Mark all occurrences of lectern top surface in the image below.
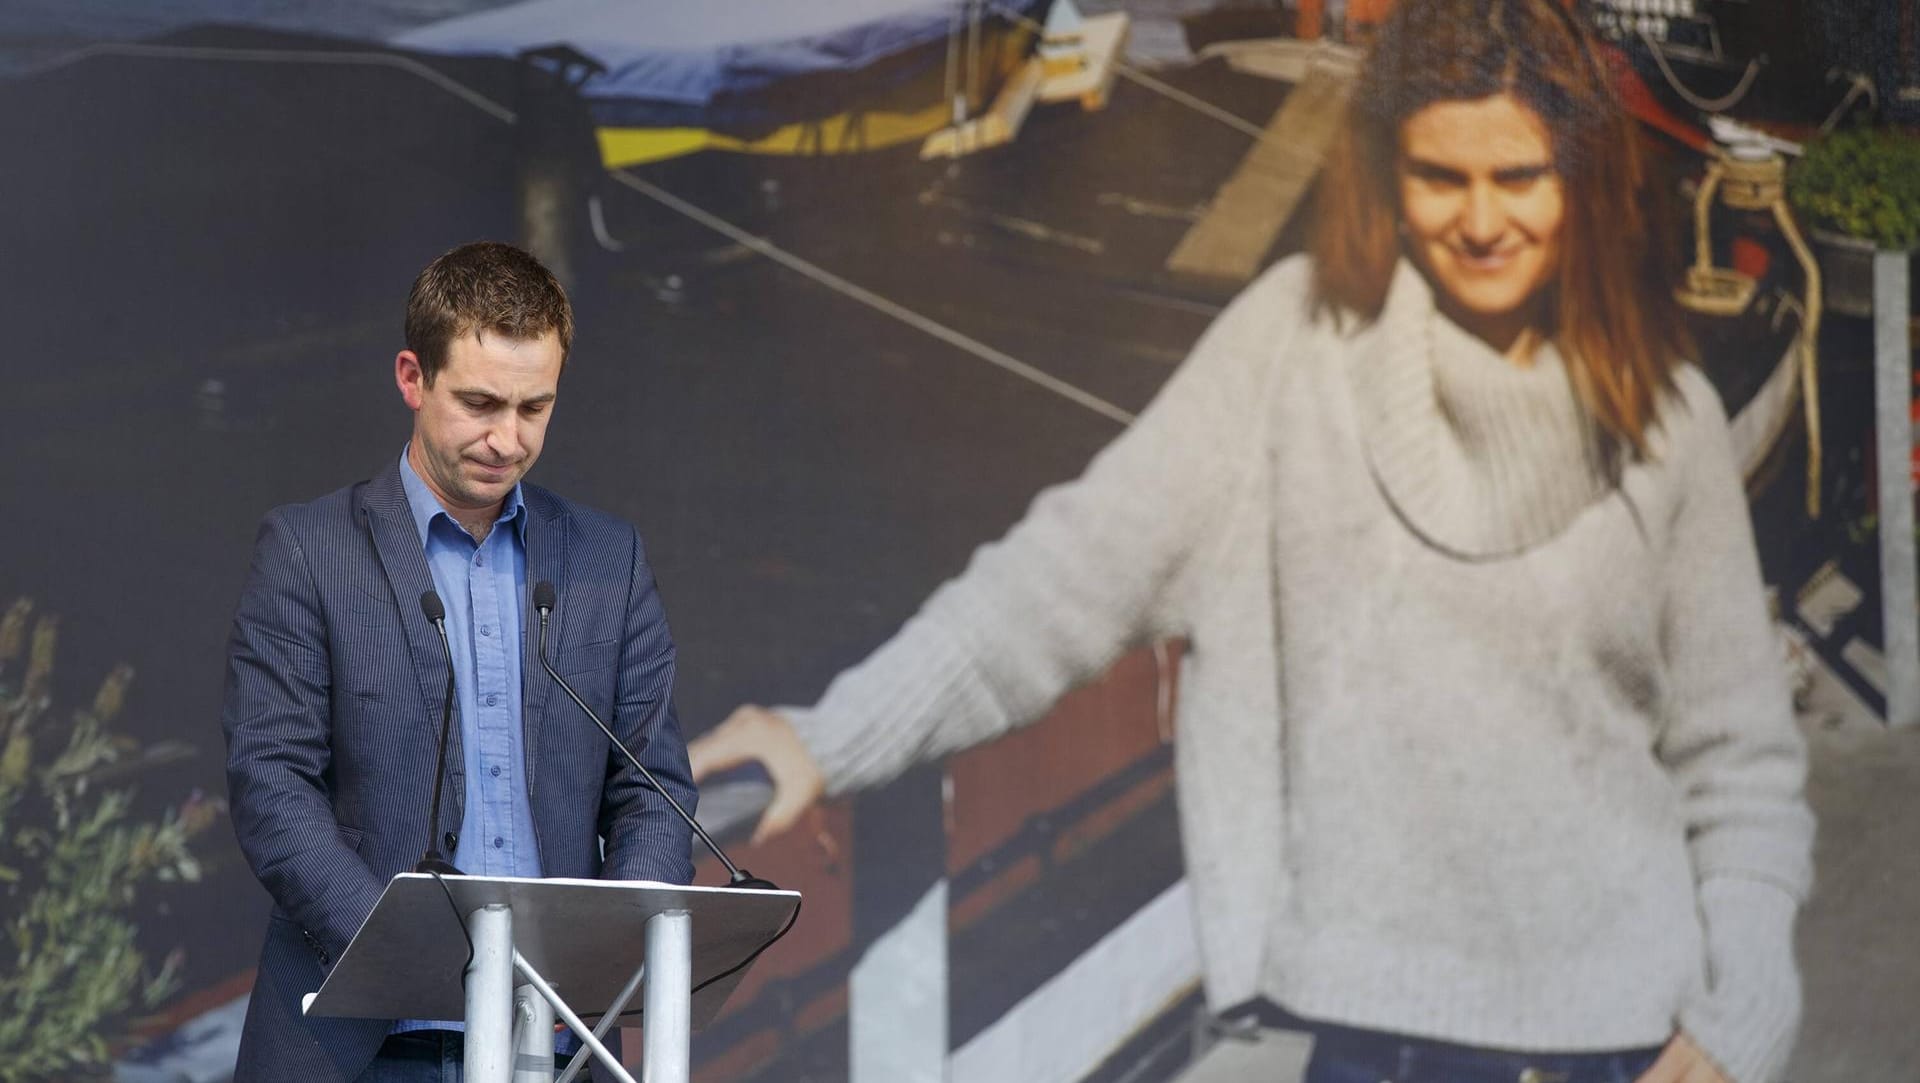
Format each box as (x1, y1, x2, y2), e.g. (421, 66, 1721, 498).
(305, 874, 799, 1027)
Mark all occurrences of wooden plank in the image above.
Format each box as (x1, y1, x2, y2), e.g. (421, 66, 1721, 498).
(1037, 12, 1130, 111)
(1201, 37, 1361, 86)
(1164, 63, 1353, 284)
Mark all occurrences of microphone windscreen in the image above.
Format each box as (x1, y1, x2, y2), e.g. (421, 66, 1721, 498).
(420, 590, 446, 622)
(533, 581, 557, 611)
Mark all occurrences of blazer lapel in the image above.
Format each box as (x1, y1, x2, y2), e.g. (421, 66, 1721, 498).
(522, 486, 569, 790)
(358, 463, 463, 810)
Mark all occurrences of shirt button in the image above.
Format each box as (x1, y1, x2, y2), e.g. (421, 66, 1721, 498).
(475, 554, 485, 567)
(486, 694, 498, 706)
(491, 765, 502, 777)
(480, 625, 492, 637)
(493, 837, 504, 849)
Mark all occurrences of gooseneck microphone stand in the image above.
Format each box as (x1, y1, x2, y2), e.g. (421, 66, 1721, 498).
(531, 581, 775, 891)
(417, 590, 462, 876)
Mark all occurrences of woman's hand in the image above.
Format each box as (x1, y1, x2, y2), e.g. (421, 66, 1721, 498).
(689, 705, 827, 844)
(1635, 1034, 1730, 1083)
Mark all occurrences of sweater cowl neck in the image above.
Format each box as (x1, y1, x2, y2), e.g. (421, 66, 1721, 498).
(1346, 260, 1614, 559)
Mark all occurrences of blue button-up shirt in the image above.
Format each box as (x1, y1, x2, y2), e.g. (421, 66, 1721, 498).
(397, 450, 553, 1041)
(399, 450, 543, 879)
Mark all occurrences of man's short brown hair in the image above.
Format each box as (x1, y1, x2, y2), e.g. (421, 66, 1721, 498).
(405, 242, 574, 383)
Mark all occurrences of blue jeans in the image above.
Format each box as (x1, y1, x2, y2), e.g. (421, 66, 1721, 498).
(357, 1030, 464, 1083)
(1304, 1025, 1665, 1083)
(358, 1030, 596, 1082)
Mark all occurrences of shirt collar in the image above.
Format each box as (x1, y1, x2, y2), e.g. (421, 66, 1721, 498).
(397, 446, 527, 547)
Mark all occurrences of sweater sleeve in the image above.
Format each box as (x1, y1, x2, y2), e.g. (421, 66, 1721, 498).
(1654, 368, 1817, 1083)
(793, 259, 1310, 795)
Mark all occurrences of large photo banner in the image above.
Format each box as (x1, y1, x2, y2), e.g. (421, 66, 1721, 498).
(1, 1, 1916, 1081)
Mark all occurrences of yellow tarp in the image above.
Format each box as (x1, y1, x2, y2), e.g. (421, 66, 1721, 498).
(597, 100, 956, 168)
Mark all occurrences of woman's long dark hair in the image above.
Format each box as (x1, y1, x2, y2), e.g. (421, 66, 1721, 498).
(1310, 0, 1689, 454)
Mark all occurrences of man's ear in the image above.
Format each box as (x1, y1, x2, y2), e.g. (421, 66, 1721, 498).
(395, 350, 427, 410)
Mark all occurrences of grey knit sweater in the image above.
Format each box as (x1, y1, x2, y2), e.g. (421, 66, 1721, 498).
(791, 257, 1815, 1083)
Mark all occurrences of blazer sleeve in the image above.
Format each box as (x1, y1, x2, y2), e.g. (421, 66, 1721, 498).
(597, 523, 697, 884)
(223, 511, 387, 964)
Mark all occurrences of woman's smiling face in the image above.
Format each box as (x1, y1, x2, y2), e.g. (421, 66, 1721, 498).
(1397, 92, 1567, 353)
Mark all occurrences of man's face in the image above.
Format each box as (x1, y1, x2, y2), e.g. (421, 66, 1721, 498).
(396, 328, 564, 520)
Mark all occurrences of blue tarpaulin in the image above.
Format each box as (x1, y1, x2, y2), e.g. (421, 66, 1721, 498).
(393, 0, 1049, 125)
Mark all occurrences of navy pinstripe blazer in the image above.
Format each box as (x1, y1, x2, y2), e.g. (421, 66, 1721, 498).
(222, 460, 695, 1081)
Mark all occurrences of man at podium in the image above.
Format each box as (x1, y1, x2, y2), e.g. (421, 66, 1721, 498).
(221, 241, 697, 1081)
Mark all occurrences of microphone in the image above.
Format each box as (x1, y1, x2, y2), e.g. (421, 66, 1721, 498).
(532, 580, 776, 890)
(416, 590, 463, 876)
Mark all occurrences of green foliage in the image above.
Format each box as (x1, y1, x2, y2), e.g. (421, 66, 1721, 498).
(1787, 125, 1920, 251)
(0, 599, 222, 1082)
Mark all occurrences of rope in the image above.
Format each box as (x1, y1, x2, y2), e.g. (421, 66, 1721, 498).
(1637, 27, 1760, 113)
(1113, 65, 1270, 140)
(609, 170, 1137, 427)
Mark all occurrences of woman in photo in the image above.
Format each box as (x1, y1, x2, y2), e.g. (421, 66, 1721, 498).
(693, 1, 1815, 1080)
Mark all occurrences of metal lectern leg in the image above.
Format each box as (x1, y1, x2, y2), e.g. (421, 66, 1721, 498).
(513, 950, 637, 1083)
(555, 956, 647, 1083)
(467, 903, 515, 1083)
(642, 910, 692, 1083)
(513, 982, 556, 1083)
